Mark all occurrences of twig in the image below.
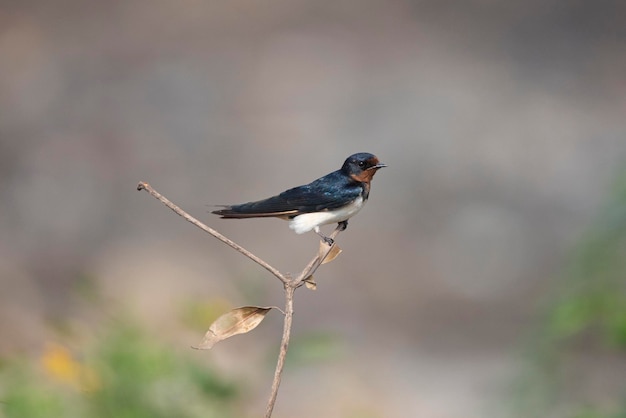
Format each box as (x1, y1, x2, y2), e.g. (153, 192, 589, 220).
(264, 284, 294, 418)
(295, 225, 343, 285)
(264, 227, 342, 417)
(137, 181, 342, 417)
(137, 181, 287, 283)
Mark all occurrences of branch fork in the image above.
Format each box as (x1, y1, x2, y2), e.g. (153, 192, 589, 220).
(137, 181, 343, 418)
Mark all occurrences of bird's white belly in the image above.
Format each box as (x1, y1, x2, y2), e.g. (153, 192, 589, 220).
(288, 196, 364, 234)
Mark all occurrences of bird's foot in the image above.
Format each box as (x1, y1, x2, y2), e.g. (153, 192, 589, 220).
(314, 227, 334, 246)
(337, 220, 348, 231)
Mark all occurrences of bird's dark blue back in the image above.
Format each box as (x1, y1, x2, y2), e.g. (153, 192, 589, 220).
(230, 169, 364, 215)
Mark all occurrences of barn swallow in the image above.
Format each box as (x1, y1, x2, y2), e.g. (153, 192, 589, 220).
(212, 152, 386, 243)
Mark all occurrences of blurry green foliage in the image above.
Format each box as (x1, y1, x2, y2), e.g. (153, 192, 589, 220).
(0, 321, 241, 418)
(1, 367, 78, 418)
(515, 166, 626, 418)
(548, 170, 626, 345)
(283, 331, 343, 368)
(571, 405, 626, 418)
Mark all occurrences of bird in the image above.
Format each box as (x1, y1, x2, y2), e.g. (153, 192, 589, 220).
(212, 152, 386, 243)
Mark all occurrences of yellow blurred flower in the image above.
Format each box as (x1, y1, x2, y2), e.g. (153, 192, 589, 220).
(41, 342, 99, 391)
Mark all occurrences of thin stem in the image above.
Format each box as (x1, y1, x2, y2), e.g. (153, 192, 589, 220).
(294, 225, 343, 285)
(264, 228, 343, 417)
(137, 182, 288, 283)
(138, 180, 344, 418)
(264, 284, 295, 418)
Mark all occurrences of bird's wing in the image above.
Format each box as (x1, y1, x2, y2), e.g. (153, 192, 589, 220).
(213, 172, 362, 218)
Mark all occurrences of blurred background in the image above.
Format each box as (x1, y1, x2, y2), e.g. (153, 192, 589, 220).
(1, 0, 626, 417)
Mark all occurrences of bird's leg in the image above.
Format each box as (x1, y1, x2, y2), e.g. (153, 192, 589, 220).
(314, 226, 334, 246)
(337, 220, 348, 231)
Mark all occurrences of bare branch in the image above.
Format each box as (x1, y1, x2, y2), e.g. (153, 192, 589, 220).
(137, 180, 344, 418)
(137, 181, 288, 283)
(263, 226, 344, 416)
(294, 225, 343, 285)
(264, 285, 295, 418)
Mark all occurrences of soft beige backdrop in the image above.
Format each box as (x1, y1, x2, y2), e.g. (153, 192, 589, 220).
(1, 1, 625, 417)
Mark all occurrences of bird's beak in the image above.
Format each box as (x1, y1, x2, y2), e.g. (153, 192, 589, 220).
(367, 162, 387, 170)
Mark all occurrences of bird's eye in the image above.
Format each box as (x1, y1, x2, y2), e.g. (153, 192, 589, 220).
(358, 161, 366, 167)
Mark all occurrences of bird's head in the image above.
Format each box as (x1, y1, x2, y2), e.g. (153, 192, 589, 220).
(342, 152, 387, 183)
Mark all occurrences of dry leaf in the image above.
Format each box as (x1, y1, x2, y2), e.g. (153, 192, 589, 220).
(319, 241, 342, 265)
(304, 275, 317, 290)
(194, 306, 273, 349)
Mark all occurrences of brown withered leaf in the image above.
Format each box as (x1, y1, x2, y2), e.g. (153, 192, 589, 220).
(319, 241, 342, 265)
(194, 306, 273, 350)
(304, 275, 317, 290)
